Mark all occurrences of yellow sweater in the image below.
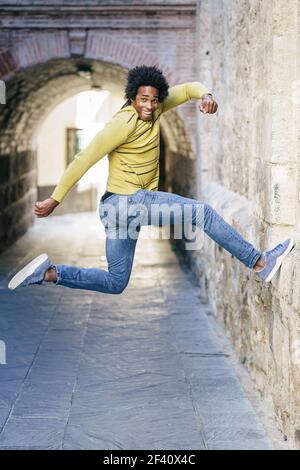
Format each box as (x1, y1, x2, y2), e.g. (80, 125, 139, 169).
(51, 82, 211, 202)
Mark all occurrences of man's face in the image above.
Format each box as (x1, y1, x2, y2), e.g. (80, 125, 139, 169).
(131, 86, 159, 121)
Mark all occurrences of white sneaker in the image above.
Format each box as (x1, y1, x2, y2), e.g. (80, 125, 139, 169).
(8, 253, 51, 290)
(256, 238, 295, 282)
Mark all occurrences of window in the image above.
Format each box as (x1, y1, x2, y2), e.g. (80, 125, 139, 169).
(66, 128, 84, 167)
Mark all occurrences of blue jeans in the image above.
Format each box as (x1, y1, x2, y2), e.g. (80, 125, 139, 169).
(54, 189, 261, 294)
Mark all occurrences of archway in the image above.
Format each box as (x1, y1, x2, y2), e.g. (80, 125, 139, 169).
(0, 34, 194, 253)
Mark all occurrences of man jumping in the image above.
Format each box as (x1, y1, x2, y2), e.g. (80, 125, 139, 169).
(8, 65, 294, 291)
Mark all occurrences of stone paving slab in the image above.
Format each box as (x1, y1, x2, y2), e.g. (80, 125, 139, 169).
(0, 212, 273, 450)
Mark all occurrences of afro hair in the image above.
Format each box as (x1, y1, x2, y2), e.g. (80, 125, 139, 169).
(125, 65, 169, 103)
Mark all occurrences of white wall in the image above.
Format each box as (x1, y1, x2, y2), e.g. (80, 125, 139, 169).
(37, 89, 125, 199)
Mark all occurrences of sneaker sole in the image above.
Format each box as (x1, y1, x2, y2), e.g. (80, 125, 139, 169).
(8, 253, 49, 290)
(265, 238, 295, 282)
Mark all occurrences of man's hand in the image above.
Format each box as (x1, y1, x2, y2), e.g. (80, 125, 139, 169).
(34, 198, 60, 218)
(199, 94, 218, 114)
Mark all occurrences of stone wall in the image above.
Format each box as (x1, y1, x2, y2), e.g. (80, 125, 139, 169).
(181, 0, 300, 448)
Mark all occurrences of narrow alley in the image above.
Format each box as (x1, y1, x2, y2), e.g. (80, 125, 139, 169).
(0, 212, 273, 450)
(1, 0, 299, 452)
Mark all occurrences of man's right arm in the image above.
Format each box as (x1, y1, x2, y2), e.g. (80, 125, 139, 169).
(50, 114, 133, 203)
(34, 114, 133, 217)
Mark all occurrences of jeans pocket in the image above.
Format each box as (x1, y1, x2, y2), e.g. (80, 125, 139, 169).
(102, 193, 117, 204)
(99, 195, 120, 228)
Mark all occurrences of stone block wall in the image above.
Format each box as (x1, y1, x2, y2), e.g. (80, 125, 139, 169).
(181, 0, 300, 447)
(0, 149, 37, 252)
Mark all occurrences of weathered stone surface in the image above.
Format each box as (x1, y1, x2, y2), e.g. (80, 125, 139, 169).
(188, 0, 300, 449)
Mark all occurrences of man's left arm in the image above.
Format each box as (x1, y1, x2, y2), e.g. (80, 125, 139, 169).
(161, 82, 218, 115)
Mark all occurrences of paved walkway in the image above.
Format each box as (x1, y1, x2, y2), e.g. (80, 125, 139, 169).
(0, 212, 273, 450)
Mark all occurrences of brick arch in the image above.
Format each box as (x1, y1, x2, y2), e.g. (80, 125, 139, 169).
(0, 59, 127, 154)
(0, 31, 192, 156)
(85, 32, 176, 85)
(0, 31, 190, 157)
(0, 32, 70, 81)
(0, 31, 176, 85)
(0, 32, 194, 254)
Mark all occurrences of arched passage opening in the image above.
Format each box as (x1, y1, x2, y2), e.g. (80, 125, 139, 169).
(0, 50, 194, 253)
(36, 87, 126, 215)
